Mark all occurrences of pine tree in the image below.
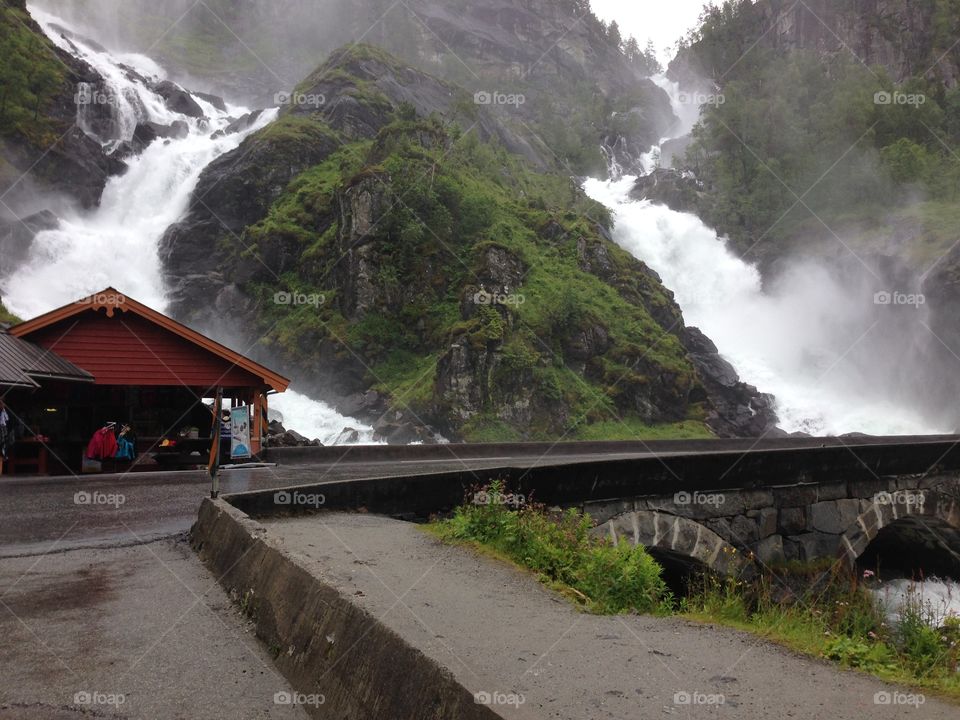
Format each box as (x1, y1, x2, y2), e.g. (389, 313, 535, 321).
(643, 39, 662, 74)
(607, 20, 622, 48)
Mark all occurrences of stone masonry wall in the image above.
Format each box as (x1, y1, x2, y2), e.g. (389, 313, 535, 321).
(586, 472, 960, 570)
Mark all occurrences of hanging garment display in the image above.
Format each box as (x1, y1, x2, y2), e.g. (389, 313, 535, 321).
(0, 406, 11, 461)
(115, 425, 136, 461)
(86, 425, 118, 460)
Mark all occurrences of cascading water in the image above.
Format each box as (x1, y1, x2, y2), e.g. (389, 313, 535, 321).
(5, 6, 275, 318)
(587, 74, 960, 617)
(3, 6, 373, 444)
(269, 389, 376, 445)
(585, 75, 947, 436)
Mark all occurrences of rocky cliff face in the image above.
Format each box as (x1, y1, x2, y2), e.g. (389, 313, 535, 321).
(160, 45, 778, 442)
(381, 0, 675, 171)
(767, 0, 959, 87)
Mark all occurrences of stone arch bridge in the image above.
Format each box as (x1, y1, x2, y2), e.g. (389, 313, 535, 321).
(586, 474, 960, 576)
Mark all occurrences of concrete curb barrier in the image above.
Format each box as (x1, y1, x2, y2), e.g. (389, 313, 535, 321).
(190, 498, 517, 720)
(262, 435, 960, 466)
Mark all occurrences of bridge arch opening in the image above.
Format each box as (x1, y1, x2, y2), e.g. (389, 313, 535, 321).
(591, 510, 749, 596)
(856, 516, 960, 580)
(840, 493, 960, 581)
(644, 547, 717, 596)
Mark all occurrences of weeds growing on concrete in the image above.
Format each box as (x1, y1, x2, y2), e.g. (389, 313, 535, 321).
(426, 480, 672, 614)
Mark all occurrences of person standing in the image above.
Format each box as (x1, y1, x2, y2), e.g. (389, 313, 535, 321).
(0, 399, 11, 475)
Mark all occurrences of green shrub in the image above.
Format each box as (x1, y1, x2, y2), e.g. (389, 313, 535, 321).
(432, 480, 671, 614)
(432, 483, 960, 698)
(823, 636, 898, 673)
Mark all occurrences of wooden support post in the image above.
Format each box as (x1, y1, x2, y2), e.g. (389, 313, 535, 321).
(251, 388, 268, 455)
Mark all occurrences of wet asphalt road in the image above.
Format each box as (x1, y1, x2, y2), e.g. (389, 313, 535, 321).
(0, 539, 310, 720)
(0, 457, 531, 557)
(0, 450, 674, 556)
(5, 434, 960, 557)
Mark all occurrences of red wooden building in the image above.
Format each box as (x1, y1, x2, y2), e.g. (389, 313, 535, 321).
(7, 288, 289, 473)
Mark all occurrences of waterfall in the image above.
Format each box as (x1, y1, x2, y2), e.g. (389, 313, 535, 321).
(5, 6, 275, 318)
(585, 75, 947, 436)
(3, 6, 373, 445)
(591, 74, 960, 621)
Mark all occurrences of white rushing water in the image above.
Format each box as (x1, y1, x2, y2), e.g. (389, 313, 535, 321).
(2, 7, 373, 444)
(872, 578, 960, 625)
(586, 75, 946, 436)
(3, 14, 949, 443)
(269, 389, 377, 445)
(5, 7, 278, 318)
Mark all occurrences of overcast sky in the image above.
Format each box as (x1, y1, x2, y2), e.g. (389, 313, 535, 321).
(590, 0, 712, 64)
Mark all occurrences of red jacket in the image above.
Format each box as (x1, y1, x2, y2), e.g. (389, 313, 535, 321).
(86, 427, 118, 460)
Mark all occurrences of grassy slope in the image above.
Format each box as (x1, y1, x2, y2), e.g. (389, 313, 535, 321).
(0, 300, 21, 325)
(0, 0, 66, 145)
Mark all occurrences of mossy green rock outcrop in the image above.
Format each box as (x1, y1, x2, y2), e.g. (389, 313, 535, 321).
(161, 45, 776, 442)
